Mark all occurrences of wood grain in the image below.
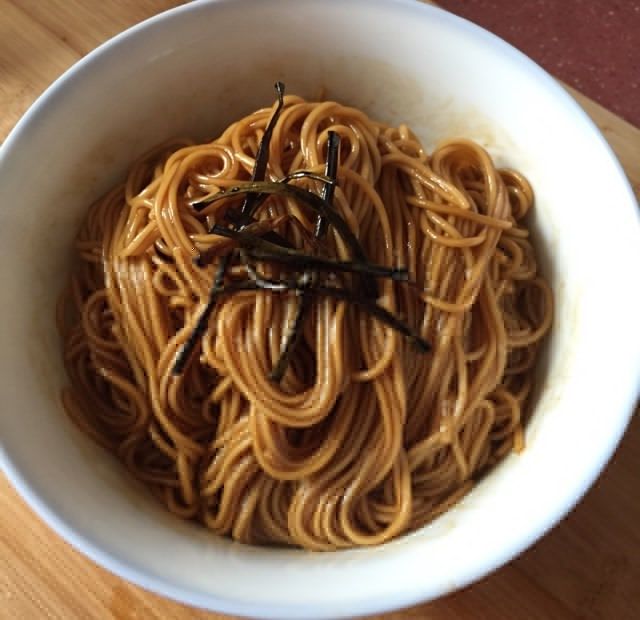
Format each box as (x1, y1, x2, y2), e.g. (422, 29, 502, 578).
(1, 1, 638, 619)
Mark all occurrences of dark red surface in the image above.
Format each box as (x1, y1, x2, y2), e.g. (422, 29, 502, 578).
(438, 0, 640, 127)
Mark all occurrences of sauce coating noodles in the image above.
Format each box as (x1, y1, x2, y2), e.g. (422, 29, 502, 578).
(58, 95, 552, 550)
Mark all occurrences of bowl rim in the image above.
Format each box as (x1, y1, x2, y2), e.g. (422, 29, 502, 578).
(1, 0, 639, 618)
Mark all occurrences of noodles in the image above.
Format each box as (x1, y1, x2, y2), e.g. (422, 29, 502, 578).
(58, 93, 552, 550)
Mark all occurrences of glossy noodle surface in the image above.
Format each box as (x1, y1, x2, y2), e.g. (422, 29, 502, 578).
(58, 95, 552, 550)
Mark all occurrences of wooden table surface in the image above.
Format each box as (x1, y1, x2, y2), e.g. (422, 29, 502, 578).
(1, 2, 639, 619)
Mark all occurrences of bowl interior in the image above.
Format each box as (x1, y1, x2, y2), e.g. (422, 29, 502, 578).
(1, 0, 639, 618)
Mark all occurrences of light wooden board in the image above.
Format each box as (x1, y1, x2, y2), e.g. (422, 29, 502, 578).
(1, 1, 638, 618)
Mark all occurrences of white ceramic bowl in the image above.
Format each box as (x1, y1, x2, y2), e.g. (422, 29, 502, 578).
(1, 1, 639, 618)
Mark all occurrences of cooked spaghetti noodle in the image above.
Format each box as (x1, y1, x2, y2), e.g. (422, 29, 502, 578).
(58, 93, 552, 550)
